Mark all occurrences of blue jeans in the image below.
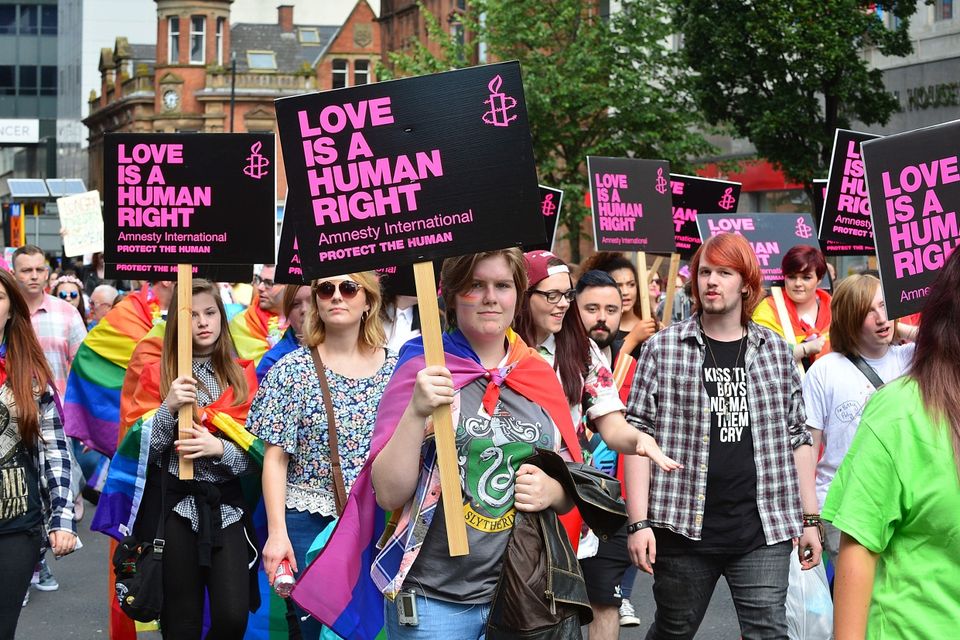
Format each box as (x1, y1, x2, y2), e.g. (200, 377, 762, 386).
(286, 508, 336, 639)
(384, 593, 490, 640)
(645, 541, 792, 640)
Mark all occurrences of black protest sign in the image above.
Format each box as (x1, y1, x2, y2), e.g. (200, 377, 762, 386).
(697, 213, 821, 287)
(104, 262, 254, 283)
(587, 156, 674, 253)
(862, 119, 960, 318)
(525, 185, 564, 252)
(670, 174, 741, 259)
(103, 133, 276, 265)
(275, 61, 543, 280)
(377, 259, 443, 298)
(811, 179, 827, 229)
(820, 130, 881, 256)
(275, 205, 305, 286)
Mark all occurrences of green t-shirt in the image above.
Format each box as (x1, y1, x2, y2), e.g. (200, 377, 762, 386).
(822, 377, 960, 639)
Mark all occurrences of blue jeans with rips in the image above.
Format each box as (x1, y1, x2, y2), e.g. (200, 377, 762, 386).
(645, 540, 792, 640)
(384, 592, 491, 640)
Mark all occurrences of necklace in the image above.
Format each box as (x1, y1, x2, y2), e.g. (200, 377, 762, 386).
(702, 322, 746, 369)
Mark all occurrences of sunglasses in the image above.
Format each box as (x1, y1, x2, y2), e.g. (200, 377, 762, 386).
(313, 280, 361, 300)
(58, 291, 80, 300)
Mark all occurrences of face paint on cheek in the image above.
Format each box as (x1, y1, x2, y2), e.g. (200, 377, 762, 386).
(457, 292, 481, 307)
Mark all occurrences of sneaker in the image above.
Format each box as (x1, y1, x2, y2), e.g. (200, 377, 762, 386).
(22, 590, 29, 607)
(35, 559, 59, 592)
(619, 598, 640, 627)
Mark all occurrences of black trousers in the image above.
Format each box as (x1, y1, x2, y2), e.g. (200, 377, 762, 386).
(0, 528, 41, 640)
(160, 514, 250, 640)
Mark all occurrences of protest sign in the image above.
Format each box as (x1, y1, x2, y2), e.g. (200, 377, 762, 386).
(104, 262, 253, 283)
(697, 213, 821, 287)
(587, 156, 674, 253)
(102, 133, 276, 265)
(275, 61, 543, 280)
(811, 179, 827, 229)
(58, 190, 104, 257)
(820, 130, 880, 256)
(275, 201, 305, 285)
(527, 185, 564, 252)
(670, 174, 741, 258)
(862, 119, 960, 318)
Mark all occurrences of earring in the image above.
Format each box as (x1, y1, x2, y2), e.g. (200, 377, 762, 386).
(361, 311, 368, 322)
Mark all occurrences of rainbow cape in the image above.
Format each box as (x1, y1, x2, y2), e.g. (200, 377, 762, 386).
(63, 287, 162, 456)
(229, 296, 285, 367)
(291, 329, 581, 639)
(255, 327, 299, 383)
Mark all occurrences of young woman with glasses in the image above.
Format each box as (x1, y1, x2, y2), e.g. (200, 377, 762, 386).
(248, 272, 397, 638)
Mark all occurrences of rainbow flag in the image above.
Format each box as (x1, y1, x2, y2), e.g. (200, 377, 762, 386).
(292, 330, 580, 639)
(229, 297, 285, 367)
(63, 287, 162, 456)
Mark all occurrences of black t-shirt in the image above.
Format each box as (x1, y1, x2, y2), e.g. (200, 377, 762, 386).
(656, 334, 765, 554)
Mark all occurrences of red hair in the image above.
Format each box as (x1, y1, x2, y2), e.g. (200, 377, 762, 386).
(690, 233, 764, 325)
(781, 245, 827, 280)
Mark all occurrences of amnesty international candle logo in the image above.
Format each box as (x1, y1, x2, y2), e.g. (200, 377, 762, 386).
(655, 167, 669, 195)
(482, 75, 518, 128)
(243, 141, 270, 180)
(541, 193, 557, 217)
(794, 216, 814, 239)
(718, 187, 737, 211)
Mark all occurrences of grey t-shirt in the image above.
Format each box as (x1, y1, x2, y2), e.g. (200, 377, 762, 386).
(403, 377, 555, 603)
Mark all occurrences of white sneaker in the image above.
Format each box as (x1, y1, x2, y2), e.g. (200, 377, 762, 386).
(619, 598, 640, 627)
(22, 590, 29, 607)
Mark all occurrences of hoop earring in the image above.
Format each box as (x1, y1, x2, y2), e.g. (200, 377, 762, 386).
(361, 310, 368, 323)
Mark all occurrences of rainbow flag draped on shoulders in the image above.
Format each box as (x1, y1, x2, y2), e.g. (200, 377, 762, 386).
(291, 329, 581, 640)
(63, 286, 163, 456)
(229, 296, 286, 367)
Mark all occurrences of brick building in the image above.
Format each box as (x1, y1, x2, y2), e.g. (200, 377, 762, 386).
(378, 0, 470, 69)
(84, 0, 380, 200)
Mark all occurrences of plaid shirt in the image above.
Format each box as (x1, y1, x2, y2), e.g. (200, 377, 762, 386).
(625, 316, 812, 544)
(30, 294, 87, 396)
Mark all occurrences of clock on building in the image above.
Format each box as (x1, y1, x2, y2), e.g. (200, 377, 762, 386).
(162, 89, 180, 111)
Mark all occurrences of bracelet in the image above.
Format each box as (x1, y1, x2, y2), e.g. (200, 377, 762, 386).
(626, 520, 652, 534)
(802, 513, 824, 544)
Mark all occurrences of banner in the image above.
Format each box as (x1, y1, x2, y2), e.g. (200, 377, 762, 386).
(587, 156, 674, 253)
(862, 119, 960, 318)
(103, 262, 254, 282)
(670, 174, 741, 258)
(819, 130, 880, 256)
(697, 213, 821, 287)
(275, 61, 543, 280)
(527, 185, 564, 252)
(58, 190, 104, 257)
(811, 179, 827, 229)
(102, 133, 276, 265)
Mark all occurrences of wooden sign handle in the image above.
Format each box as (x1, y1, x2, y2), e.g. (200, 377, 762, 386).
(177, 264, 195, 480)
(647, 256, 664, 284)
(412, 261, 469, 557)
(771, 286, 805, 378)
(636, 252, 652, 321)
(661, 253, 681, 326)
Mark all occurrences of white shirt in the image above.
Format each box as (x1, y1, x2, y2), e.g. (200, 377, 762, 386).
(802, 344, 915, 508)
(383, 304, 419, 353)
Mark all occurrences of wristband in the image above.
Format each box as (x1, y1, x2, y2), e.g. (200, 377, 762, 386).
(626, 520, 652, 534)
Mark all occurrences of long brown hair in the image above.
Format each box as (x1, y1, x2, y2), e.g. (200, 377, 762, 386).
(0, 270, 54, 447)
(911, 249, 960, 476)
(159, 279, 247, 405)
(829, 275, 881, 356)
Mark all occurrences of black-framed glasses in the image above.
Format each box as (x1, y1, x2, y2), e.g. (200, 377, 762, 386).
(530, 288, 576, 304)
(313, 280, 361, 300)
(58, 290, 80, 300)
(253, 275, 275, 288)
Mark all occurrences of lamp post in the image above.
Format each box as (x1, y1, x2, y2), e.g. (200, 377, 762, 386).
(229, 51, 236, 133)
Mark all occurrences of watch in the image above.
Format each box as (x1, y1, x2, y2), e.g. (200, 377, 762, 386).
(162, 89, 179, 111)
(626, 520, 652, 534)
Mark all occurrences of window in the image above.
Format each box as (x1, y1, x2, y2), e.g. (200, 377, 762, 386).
(19, 5, 37, 34)
(354, 59, 369, 85)
(298, 27, 320, 44)
(937, 0, 953, 20)
(40, 65, 55, 95)
(40, 4, 56, 35)
(0, 66, 13, 95)
(450, 22, 464, 54)
(190, 15, 205, 64)
(168, 17, 179, 64)
(19, 66, 36, 94)
(455, 0, 466, 9)
(247, 50, 276, 71)
(332, 58, 348, 89)
(216, 17, 225, 65)
(0, 5, 14, 34)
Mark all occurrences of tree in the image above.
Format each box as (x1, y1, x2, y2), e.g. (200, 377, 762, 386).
(673, 1, 918, 198)
(386, 0, 715, 261)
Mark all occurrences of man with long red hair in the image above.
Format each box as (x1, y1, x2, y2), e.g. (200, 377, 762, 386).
(623, 232, 821, 639)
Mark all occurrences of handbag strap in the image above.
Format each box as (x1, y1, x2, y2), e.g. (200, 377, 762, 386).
(309, 346, 348, 516)
(846, 354, 885, 390)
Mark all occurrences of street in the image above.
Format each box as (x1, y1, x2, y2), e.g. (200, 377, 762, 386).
(15, 500, 741, 639)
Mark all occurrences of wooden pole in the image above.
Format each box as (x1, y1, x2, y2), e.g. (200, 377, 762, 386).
(661, 253, 681, 326)
(412, 261, 469, 556)
(647, 256, 664, 284)
(636, 252, 652, 320)
(177, 264, 194, 480)
(771, 286, 805, 378)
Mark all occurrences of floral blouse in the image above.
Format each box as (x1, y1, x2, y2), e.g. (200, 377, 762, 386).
(248, 347, 397, 517)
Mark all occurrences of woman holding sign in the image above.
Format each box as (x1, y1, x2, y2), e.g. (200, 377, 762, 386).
(104, 279, 261, 639)
(249, 271, 395, 639)
(753, 245, 832, 367)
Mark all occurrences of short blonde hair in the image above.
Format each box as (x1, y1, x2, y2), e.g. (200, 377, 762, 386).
(830, 275, 881, 356)
(302, 271, 385, 350)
